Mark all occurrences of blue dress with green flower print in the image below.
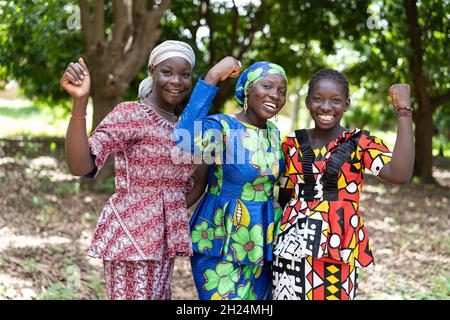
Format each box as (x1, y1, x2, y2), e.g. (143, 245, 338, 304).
(175, 79, 284, 299)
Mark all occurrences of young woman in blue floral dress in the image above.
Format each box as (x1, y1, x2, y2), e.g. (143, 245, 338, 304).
(174, 57, 288, 299)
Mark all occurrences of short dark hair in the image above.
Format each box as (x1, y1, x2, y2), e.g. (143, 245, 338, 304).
(306, 69, 349, 101)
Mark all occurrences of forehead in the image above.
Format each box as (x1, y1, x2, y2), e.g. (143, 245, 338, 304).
(156, 56, 191, 70)
(311, 78, 344, 95)
(257, 73, 287, 86)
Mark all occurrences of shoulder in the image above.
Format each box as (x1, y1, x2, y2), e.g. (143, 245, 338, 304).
(282, 131, 298, 147)
(266, 120, 279, 131)
(99, 101, 144, 127)
(108, 101, 142, 119)
(112, 101, 141, 112)
(205, 113, 235, 130)
(358, 129, 388, 148)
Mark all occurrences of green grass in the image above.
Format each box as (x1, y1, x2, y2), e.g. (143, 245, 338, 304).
(38, 282, 81, 300)
(0, 98, 448, 156)
(0, 99, 93, 138)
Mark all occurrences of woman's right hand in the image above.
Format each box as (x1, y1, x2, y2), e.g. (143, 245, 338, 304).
(205, 56, 242, 86)
(60, 58, 90, 99)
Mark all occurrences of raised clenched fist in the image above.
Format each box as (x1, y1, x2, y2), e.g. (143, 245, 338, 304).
(205, 56, 243, 86)
(388, 83, 411, 110)
(60, 57, 90, 99)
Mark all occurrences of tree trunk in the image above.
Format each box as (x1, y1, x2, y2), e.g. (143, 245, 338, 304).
(403, 0, 436, 184)
(91, 93, 123, 132)
(414, 103, 435, 183)
(210, 78, 236, 115)
(77, 0, 171, 185)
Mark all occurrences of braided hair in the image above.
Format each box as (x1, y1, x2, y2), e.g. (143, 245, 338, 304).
(306, 69, 349, 104)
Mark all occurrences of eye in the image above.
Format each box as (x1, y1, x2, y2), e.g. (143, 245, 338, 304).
(313, 97, 323, 103)
(182, 72, 191, 79)
(332, 98, 342, 104)
(261, 84, 271, 89)
(279, 89, 287, 96)
(161, 70, 171, 75)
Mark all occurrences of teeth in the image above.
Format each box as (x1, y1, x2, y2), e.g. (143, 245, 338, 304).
(264, 102, 277, 109)
(318, 114, 334, 121)
(168, 90, 182, 94)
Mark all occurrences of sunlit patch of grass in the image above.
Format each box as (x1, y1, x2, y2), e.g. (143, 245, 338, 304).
(20, 258, 39, 273)
(0, 284, 14, 299)
(63, 257, 78, 266)
(0, 100, 93, 138)
(83, 212, 97, 222)
(87, 276, 107, 300)
(38, 282, 81, 300)
(409, 274, 450, 300)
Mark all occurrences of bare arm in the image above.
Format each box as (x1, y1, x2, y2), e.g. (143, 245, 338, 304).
(185, 164, 209, 208)
(61, 58, 95, 176)
(378, 84, 415, 184)
(204, 56, 242, 86)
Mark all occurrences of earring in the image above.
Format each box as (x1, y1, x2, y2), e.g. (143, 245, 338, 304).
(243, 96, 248, 114)
(274, 114, 278, 122)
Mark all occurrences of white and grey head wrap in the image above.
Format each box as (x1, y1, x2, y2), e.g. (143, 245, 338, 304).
(138, 40, 196, 100)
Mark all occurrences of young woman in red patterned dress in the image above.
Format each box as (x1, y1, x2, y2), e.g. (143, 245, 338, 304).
(60, 41, 207, 300)
(273, 69, 415, 300)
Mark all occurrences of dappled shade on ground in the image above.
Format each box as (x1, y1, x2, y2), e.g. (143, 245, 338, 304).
(0, 154, 449, 300)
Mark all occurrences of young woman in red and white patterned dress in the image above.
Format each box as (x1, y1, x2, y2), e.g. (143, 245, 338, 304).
(61, 41, 207, 300)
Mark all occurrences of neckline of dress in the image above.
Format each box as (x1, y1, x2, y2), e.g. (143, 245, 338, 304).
(304, 128, 359, 151)
(229, 114, 270, 130)
(139, 100, 178, 126)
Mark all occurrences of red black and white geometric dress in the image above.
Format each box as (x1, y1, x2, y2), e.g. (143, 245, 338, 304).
(273, 129, 392, 300)
(86, 101, 194, 300)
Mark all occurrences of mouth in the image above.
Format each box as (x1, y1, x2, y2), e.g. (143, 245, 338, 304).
(317, 114, 335, 123)
(263, 101, 277, 110)
(166, 89, 184, 95)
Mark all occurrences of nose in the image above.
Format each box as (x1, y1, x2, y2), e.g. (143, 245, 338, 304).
(320, 99, 332, 112)
(170, 75, 182, 86)
(268, 88, 279, 101)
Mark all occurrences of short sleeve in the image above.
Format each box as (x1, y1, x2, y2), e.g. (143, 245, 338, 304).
(279, 135, 296, 189)
(87, 102, 143, 176)
(360, 131, 392, 176)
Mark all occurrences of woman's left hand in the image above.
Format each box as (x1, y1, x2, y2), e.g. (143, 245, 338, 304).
(388, 83, 411, 109)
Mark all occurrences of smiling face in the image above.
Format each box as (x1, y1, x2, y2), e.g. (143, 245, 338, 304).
(246, 73, 287, 121)
(306, 78, 350, 131)
(150, 56, 192, 107)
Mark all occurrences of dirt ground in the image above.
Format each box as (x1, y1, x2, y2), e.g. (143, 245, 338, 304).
(0, 154, 448, 300)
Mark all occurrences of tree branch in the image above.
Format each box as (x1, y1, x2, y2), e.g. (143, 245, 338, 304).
(78, 0, 93, 51)
(431, 89, 450, 111)
(237, 5, 259, 60)
(93, 0, 105, 44)
(229, 0, 239, 56)
(202, 0, 216, 66)
(115, 0, 171, 84)
(108, 0, 133, 67)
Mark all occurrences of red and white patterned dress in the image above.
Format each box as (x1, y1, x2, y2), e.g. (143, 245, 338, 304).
(86, 100, 194, 299)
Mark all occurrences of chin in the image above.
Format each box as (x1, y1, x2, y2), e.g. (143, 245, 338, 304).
(314, 121, 338, 131)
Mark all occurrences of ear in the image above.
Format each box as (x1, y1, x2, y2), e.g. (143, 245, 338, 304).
(344, 98, 350, 112)
(149, 66, 156, 78)
(305, 96, 310, 109)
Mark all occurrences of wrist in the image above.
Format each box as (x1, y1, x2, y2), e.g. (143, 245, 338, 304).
(396, 108, 413, 118)
(204, 70, 221, 86)
(394, 102, 412, 110)
(73, 95, 89, 102)
(72, 96, 89, 116)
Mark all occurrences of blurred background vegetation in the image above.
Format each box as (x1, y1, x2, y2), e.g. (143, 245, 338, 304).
(0, 0, 449, 182)
(0, 0, 448, 300)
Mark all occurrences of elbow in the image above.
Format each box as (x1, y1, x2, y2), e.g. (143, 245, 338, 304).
(67, 163, 94, 177)
(68, 168, 86, 177)
(393, 174, 413, 185)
